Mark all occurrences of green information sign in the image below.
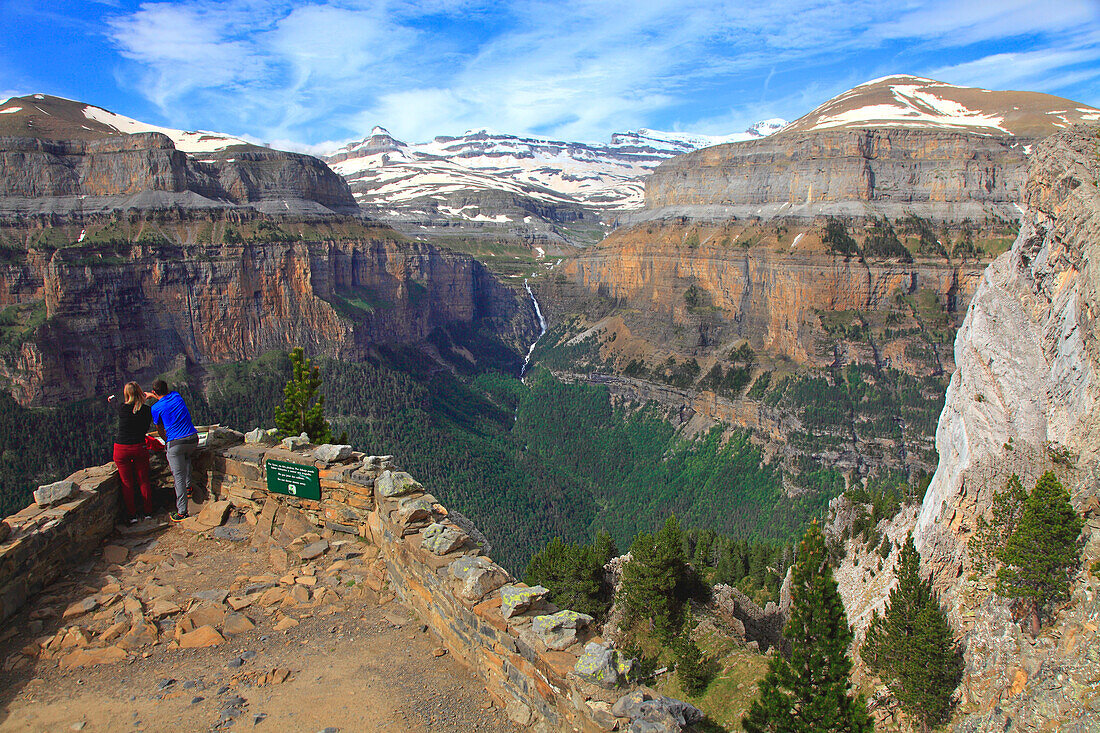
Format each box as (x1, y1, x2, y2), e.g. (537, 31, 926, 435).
(266, 459, 321, 501)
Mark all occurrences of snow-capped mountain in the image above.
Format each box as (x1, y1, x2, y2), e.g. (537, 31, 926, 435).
(0, 94, 255, 157)
(322, 120, 786, 233)
(781, 75, 1100, 137)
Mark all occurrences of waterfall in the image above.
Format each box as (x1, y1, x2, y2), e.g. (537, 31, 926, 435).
(521, 279, 547, 378)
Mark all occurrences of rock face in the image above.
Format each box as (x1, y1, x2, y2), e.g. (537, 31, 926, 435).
(0, 228, 532, 405)
(561, 229, 978, 365)
(643, 128, 1027, 222)
(0, 94, 358, 216)
(840, 126, 1100, 726)
(916, 126, 1100, 583)
(640, 76, 1100, 224)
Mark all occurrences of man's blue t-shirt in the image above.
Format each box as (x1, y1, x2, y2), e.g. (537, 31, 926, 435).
(151, 392, 197, 442)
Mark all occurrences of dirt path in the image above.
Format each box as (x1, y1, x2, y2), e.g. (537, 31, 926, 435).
(0, 516, 520, 733)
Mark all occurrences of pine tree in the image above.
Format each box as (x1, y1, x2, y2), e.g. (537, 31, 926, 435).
(997, 471, 1083, 635)
(743, 522, 871, 733)
(620, 515, 690, 639)
(524, 535, 613, 620)
(274, 347, 332, 444)
(969, 474, 1027, 574)
(674, 614, 718, 696)
(864, 536, 962, 731)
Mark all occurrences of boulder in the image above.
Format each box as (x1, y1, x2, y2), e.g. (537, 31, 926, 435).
(449, 557, 510, 601)
(34, 480, 78, 506)
(178, 625, 225, 649)
(62, 597, 98, 619)
(223, 613, 255, 635)
(398, 495, 434, 524)
(531, 610, 593, 651)
(280, 433, 310, 451)
(0, 520, 11, 543)
(420, 523, 466, 555)
(245, 428, 279, 445)
(102, 545, 129, 565)
(574, 641, 634, 687)
(196, 500, 232, 528)
(312, 444, 352, 464)
(376, 470, 422, 498)
(118, 621, 158, 649)
(612, 688, 703, 733)
(363, 455, 394, 471)
(58, 646, 127, 669)
(299, 540, 329, 561)
(500, 585, 550, 618)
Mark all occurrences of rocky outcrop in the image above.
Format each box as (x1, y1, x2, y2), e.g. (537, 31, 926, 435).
(0, 133, 359, 216)
(642, 128, 1027, 223)
(835, 126, 1100, 728)
(916, 126, 1100, 589)
(0, 225, 533, 405)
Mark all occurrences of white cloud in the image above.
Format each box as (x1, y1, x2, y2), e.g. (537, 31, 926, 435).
(101, 0, 1100, 148)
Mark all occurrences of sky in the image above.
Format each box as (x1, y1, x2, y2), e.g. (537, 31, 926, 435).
(1, 0, 1098, 152)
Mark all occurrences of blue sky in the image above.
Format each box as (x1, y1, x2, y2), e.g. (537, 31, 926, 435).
(1, 0, 1098, 152)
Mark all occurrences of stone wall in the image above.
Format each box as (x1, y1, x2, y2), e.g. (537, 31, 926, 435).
(0, 427, 649, 731)
(204, 433, 627, 732)
(0, 463, 121, 622)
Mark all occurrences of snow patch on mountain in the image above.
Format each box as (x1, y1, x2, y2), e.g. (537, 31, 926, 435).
(80, 104, 252, 154)
(325, 120, 786, 214)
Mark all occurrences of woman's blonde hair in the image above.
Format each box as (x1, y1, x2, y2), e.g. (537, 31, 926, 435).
(123, 382, 145, 414)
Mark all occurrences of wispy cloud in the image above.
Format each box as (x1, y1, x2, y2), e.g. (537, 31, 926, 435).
(100, 0, 1100, 148)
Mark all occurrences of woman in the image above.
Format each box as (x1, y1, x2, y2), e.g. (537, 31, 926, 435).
(110, 381, 154, 523)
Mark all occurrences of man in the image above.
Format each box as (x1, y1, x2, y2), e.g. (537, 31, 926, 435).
(147, 379, 198, 522)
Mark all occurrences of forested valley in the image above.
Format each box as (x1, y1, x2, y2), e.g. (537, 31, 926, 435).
(0, 342, 862, 572)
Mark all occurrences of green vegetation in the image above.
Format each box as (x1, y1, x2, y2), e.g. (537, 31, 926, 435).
(744, 522, 871, 733)
(274, 347, 332, 443)
(862, 218, 913, 262)
(843, 472, 929, 550)
(524, 531, 616, 620)
(864, 536, 962, 731)
(996, 471, 1083, 634)
(619, 515, 696, 639)
(0, 392, 115, 517)
(823, 218, 861, 259)
(674, 614, 720, 695)
(968, 474, 1028, 574)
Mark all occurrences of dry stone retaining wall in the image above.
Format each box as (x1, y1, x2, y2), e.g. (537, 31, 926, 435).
(1, 428, 632, 731)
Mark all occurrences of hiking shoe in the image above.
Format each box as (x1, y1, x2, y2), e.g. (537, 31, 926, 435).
(170, 511, 188, 523)
(187, 485, 194, 498)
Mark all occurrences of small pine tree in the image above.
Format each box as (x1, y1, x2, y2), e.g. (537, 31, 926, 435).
(865, 536, 962, 731)
(743, 522, 871, 733)
(997, 471, 1084, 635)
(620, 515, 690, 640)
(524, 535, 613, 620)
(274, 347, 332, 444)
(969, 474, 1027, 574)
(674, 615, 718, 696)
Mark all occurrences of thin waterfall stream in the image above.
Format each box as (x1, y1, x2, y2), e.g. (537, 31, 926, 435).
(521, 278, 547, 379)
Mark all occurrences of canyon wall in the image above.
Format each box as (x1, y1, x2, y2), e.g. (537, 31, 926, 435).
(0, 133, 359, 216)
(0, 229, 533, 405)
(560, 231, 978, 366)
(641, 128, 1027, 223)
(832, 126, 1100, 729)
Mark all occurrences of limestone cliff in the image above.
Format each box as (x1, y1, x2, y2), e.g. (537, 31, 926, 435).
(639, 76, 1100, 224)
(833, 126, 1100, 729)
(0, 215, 533, 405)
(535, 218, 984, 480)
(0, 95, 358, 216)
(642, 128, 1027, 223)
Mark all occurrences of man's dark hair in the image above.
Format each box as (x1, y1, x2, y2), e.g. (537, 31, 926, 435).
(152, 379, 169, 396)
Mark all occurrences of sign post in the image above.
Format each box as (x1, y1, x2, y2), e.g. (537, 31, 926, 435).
(266, 459, 321, 501)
